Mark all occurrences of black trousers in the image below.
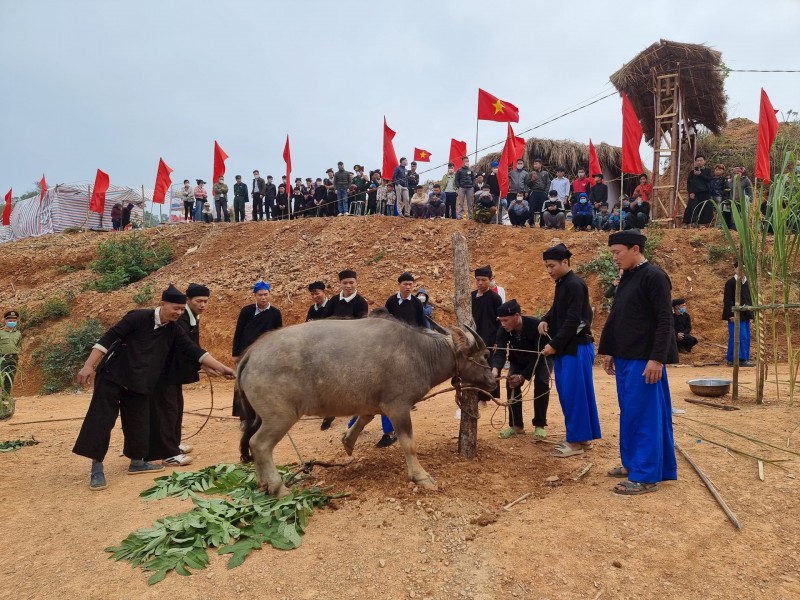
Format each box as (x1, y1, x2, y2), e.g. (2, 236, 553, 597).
(444, 192, 457, 219)
(233, 197, 247, 222)
(507, 357, 552, 428)
(529, 191, 548, 226)
(252, 196, 264, 220)
(146, 383, 183, 461)
(677, 334, 699, 352)
(72, 376, 150, 462)
(183, 201, 193, 221)
(684, 192, 714, 225)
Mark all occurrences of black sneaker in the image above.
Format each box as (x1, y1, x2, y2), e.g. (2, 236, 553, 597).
(89, 472, 107, 491)
(320, 416, 335, 431)
(127, 461, 165, 475)
(376, 433, 397, 448)
(741, 360, 756, 367)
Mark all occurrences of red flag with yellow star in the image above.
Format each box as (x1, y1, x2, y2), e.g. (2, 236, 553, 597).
(477, 89, 519, 123)
(413, 148, 432, 163)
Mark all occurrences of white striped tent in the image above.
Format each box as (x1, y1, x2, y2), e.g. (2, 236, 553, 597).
(0, 183, 146, 243)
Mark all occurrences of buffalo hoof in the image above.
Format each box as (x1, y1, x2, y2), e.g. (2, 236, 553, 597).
(414, 475, 438, 490)
(341, 432, 355, 456)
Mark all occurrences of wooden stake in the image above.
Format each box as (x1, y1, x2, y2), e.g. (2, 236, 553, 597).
(572, 463, 593, 481)
(676, 442, 742, 530)
(502, 492, 530, 511)
(683, 398, 740, 411)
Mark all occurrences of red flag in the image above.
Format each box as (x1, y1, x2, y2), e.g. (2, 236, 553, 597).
(39, 174, 47, 201)
(512, 134, 526, 163)
(283, 135, 292, 195)
(496, 126, 513, 199)
(588, 139, 602, 180)
(382, 117, 399, 180)
(756, 88, 780, 183)
(213, 141, 228, 184)
(449, 139, 467, 166)
(621, 93, 644, 174)
(477, 88, 520, 123)
(413, 148, 432, 162)
(89, 169, 110, 214)
(2, 189, 11, 226)
(152, 158, 173, 204)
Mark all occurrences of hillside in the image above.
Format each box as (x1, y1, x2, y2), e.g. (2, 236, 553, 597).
(2, 218, 739, 395)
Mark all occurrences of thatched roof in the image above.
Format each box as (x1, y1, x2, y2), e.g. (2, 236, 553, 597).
(609, 39, 727, 145)
(474, 137, 623, 179)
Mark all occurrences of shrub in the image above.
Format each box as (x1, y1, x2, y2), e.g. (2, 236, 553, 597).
(644, 222, 663, 262)
(34, 318, 105, 394)
(707, 242, 735, 263)
(87, 233, 172, 292)
(577, 250, 618, 290)
(133, 283, 154, 306)
(25, 296, 70, 328)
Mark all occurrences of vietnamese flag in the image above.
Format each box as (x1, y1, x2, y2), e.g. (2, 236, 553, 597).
(621, 93, 644, 174)
(89, 169, 110, 214)
(382, 117, 399, 180)
(477, 88, 520, 123)
(283, 135, 292, 196)
(588, 139, 602, 181)
(39, 174, 47, 201)
(512, 133, 526, 163)
(152, 158, 173, 204)
(413, 148, 432, 163)
(448, 139, 467, 166)
(2, 189, 11, 226)
(212, 141, 228, 184)
(756, 88, 780, 183)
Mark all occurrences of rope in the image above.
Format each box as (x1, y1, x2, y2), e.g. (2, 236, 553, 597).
(182, 372, 215, 440)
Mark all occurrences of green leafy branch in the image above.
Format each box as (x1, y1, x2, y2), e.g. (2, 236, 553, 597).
(0, 438, 39, 452)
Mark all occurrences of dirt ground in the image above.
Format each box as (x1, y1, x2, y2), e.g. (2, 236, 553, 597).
(1, 366, 799, 600)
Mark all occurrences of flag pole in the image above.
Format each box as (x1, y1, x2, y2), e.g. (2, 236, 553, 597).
(619, 173, 624, 230)
(142, 185, 148, 228)
(474, 120, 479, 166)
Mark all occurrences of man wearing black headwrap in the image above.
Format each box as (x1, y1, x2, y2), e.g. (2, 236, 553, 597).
(306, 281, 330, 322)
(471, 265, 502, 404)
(599, 229, 678, 495)
(73, 285, 235, 491)
(539, 243, 601, 458)
(385, 272, 426, 328)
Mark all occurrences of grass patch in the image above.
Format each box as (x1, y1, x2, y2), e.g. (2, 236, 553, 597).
(24, 296, 71, 328)
(56, 264, 79, 274)
(367, 248, 386, 265)
(707, 242, 735, 263)
(86, 233, 172, 292)
(644, 222, 663, 262)
(577, 250, 618, 292)
(689, 236, 704, 248)
(132, 283, 154, 306)
(33, 318, 104, 394)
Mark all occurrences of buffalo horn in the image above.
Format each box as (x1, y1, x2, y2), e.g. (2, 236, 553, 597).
(461, 323, 486, 351)
(426, 316, 450, 335)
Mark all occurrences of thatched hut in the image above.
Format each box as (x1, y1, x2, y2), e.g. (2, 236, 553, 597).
(609, 39, 728, 145)
(475, 137, 632, 204)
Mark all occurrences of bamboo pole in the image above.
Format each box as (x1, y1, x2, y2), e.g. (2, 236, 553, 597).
(733, 272, 741, 401)
(675, 442, 741, 530)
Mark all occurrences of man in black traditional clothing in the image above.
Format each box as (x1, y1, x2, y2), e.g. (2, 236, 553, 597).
(599, 229, 678, 495)
(722, 261, 754, 367)
(306, 281, 330, 322)
(672, 298, 698, 354)
(471, 265, 502, 407)
(232, 281, 283, 421)
(73, 285, 234, 491)
(323, 269, 369, 319)
(492, 300, 552, 440)
(146, 283, 211, 468)
(385, 272, 426, 328)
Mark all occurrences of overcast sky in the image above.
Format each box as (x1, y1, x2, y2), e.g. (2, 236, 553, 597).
(1, 0, 798, 197)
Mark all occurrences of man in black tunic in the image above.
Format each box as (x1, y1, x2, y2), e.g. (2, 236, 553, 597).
(147, 283, 211, 467)
(599, 229, 678, 495)
(306, 281, 330, 322)
(232, 281, 283, 420)
(684, 154, 714, 226)
(672, 298, 698, 353)
(492, 300, 552, 440)
(471, 265, 502, 406)
(73, 285, 234, 491)
(323, 269, 369, 319)
(385, 272, 426, 328)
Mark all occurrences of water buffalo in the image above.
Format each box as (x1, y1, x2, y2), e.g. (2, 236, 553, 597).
(237, 316, 496, 497)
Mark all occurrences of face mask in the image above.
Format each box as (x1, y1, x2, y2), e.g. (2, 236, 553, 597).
(679, 307, 686, 314)
(580, 198, 587, 204)
(6, 321, 17, 328)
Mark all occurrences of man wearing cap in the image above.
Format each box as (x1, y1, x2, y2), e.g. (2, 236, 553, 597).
(672, 299, 698, 354)
(232, 176, 248, 223)
(527, 158, 550, 227)
(0, 310, 22, 416)
(472, 265, 503, 404)
(492, 300, 552, 439)
(306, 281, 330, 322)
(599, 229, 678, 495)
(251, 171, 266, 221)
(72, 285, 235, 491)
(385, 272, 426, 328)
(539, 244, 601, 457)
(323, 269, 369, 319)
(232, 281, 283, 420)
(147, 283, 211, 467)
(193, 179, 208, 222)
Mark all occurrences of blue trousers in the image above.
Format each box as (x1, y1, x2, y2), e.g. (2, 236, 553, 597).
(726, 320, 751, 362)
(347, 415, 393, 434)
(553, 344, 601, 443)
(336, 188, 349, 214)
(614, 358, 677, 483)
(193, 200, 205, 222)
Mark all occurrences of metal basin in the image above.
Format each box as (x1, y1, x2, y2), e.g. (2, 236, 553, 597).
(687, 378, 732, 397)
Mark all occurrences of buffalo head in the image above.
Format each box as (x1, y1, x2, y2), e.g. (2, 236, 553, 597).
(448, 325, 497, 393)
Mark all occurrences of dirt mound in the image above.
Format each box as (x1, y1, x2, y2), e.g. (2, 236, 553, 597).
(1, 218, 736, 395)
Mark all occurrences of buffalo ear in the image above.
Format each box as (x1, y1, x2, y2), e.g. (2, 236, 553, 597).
(462, 323, 486, 352)
(448, 326, 469, 354)
(426, 316, 449, 335)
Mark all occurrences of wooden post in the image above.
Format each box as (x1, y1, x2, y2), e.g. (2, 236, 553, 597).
(732, 270, 742, 401)
(452, 231, 479, 458)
